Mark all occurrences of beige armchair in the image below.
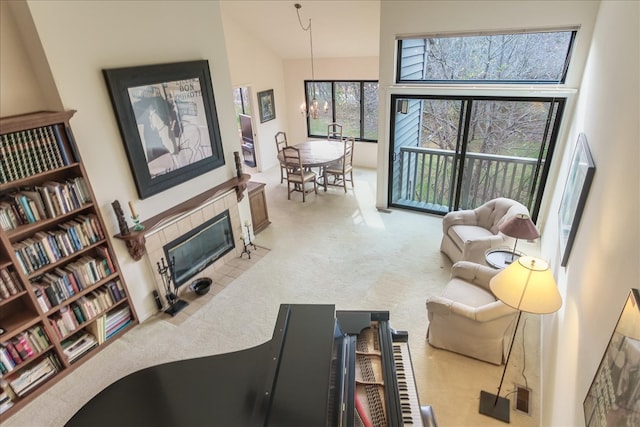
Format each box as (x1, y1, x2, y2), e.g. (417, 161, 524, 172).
(426, 261, 517, 365)
(440, 197, 529, 265)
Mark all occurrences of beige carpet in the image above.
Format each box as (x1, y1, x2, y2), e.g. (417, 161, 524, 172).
(2, 167, 539, 427)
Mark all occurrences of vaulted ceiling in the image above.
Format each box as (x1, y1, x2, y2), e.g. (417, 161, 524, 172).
(220, 1, 381, 59)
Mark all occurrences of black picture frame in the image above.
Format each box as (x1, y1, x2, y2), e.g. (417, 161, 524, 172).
(103, 60, 225, 199)
(257, 89, 276, 123)
(584, 288, 640, 427)
(558, 133, 595, 266)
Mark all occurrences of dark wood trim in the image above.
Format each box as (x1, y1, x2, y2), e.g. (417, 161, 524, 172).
(0, 110, 76, 134)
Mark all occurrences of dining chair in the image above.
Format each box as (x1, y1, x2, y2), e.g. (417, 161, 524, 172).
(274, 131, 288, 183)
(323, 137, 354, 193)
(327, 123, 343, 141)
(282, 146, 317, 202)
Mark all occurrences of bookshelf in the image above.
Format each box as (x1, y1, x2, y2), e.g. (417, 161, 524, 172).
(0, 110, 138, 419)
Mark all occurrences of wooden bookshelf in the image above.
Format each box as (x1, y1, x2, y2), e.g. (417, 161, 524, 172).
(0, 111, 138, 419)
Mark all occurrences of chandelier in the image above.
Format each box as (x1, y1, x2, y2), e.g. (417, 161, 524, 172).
(295, 3, 327, 119)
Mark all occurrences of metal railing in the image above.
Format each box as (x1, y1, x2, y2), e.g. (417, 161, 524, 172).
(393, 146, 540, 212)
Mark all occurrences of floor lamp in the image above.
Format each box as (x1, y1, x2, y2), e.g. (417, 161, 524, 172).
(479, 256, 562, 423)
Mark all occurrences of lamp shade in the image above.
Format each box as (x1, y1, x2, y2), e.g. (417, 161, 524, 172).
(499, 214, 540, 240)
(490, 256, 562, 314)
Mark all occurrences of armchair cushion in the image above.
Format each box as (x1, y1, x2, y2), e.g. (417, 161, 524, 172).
(440, 198, 530, 265)
(426, 261, 517, 364)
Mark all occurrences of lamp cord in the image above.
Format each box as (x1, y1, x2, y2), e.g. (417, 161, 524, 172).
(521, 316, 529, 389)
(295, 4, 316, 95)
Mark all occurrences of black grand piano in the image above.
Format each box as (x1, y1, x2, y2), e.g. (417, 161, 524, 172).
(66, 304, 430, 426)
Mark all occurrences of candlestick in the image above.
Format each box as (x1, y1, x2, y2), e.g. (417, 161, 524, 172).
(128, 201, 137, 218)
(131, 214, 145, 232)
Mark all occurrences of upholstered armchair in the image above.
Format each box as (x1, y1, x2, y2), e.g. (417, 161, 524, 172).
(426, 261, 518, 365)
(440, 197, 530, 265)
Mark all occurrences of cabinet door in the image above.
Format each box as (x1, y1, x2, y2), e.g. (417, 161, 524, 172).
(248, 182, 270, 234)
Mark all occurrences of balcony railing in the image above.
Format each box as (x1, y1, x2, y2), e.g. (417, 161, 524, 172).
(392, 146, 540, 213)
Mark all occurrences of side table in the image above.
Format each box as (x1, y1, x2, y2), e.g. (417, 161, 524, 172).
(485, 248, 524, 269)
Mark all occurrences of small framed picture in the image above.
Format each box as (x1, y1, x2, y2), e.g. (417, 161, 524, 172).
(257, 89, 276, 123)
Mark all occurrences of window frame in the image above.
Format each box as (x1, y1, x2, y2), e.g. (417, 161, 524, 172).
(396, 28, 578, 85)
(304, 79, 379, 143)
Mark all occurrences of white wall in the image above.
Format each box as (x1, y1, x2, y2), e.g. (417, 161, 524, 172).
(0, 1, 56, 115)
(540, 2, 640, 425)
(221, 7, 288, 173)
(1, 0, 250, 321)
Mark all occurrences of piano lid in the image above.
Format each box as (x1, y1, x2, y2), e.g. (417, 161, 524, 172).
(66, 304, 344, 427)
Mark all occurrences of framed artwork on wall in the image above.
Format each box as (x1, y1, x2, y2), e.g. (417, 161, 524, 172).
(103, 60, 225, 199)
(584, 288, 640, 427)
(257, 89, 276, 123)
(558, 133, 595, 266)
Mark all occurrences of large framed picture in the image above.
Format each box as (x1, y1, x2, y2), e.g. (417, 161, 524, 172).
(584, 289, 640, 427)
(257, 89, 276, 123)
(558, 133, 595, 266)
(103, 60, 225, 199)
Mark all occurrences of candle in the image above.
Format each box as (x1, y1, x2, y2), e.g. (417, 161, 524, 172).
(128, 201, 137, 218)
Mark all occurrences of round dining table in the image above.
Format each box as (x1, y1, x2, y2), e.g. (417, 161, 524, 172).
(277, 139, 345, 190)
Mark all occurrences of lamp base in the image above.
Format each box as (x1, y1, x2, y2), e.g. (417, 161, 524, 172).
(479, 390, 510, 423)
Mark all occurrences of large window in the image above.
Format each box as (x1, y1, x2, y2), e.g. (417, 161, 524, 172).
(397, 29, 577, 84)
(304, 80, 379, 142)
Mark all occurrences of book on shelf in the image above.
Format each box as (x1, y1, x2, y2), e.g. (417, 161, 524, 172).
(60, 331, 97, 364)
(50, 125, 72, 166)
(28, 325, 50, 351)
(8, 354, 60, 397)
(0, 390, 14, 415)
(86, 315, 106, 344)
(31, 283, 53, 312)
(36, 126, 61, 170)
(0, 344, 19, 372)
(0, 276, 10, 300)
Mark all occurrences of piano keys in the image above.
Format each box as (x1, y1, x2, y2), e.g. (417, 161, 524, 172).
(66, 304, 426, 426)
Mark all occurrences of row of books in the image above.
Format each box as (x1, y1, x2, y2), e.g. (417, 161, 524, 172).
(0, 177, 92, 231)
(61, 331, 98, 364)
(0, 267, 22, 300)
(6, 353, 61, 397)
(104, 306, 133, 341)
(13, 215, 105, 275)
(0, 389, 14, 414)
(31, 249, 117, 311)
(0, 125, 74, 184)
(0, 326, 51, 375)
(47, 281, 127, 340)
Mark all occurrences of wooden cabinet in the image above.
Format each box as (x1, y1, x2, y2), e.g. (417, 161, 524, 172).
(0, 111, 138, 418)
(247, 181, 270, 234)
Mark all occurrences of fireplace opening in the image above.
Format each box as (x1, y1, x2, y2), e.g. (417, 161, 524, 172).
(163, 209, 235, 288)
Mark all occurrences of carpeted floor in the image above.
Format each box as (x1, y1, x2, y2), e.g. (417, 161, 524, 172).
(2, 166, 539, 427)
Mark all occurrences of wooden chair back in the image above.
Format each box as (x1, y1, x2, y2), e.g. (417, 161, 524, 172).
(327, 123, 343, 141)
(275, 131, 288, 152)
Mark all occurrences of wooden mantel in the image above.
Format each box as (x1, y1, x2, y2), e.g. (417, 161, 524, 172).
(114, 174, 250, 260)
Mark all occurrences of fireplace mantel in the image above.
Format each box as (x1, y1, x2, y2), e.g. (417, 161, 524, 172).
(114, 174, 250, 260)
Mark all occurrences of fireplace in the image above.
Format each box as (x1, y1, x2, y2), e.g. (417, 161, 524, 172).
(163, 210, 235, 288)
(143, 188, 244, 310)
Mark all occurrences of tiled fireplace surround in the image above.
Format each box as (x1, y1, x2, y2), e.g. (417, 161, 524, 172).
(142, 189, 245, 308)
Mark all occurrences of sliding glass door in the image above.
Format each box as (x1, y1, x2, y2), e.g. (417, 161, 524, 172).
(388, 95, 564, 220)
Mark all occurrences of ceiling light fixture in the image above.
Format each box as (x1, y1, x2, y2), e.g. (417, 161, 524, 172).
(295, 3, 327, 119)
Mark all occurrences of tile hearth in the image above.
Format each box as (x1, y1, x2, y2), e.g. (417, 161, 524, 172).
(161, 245, 270, 326)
